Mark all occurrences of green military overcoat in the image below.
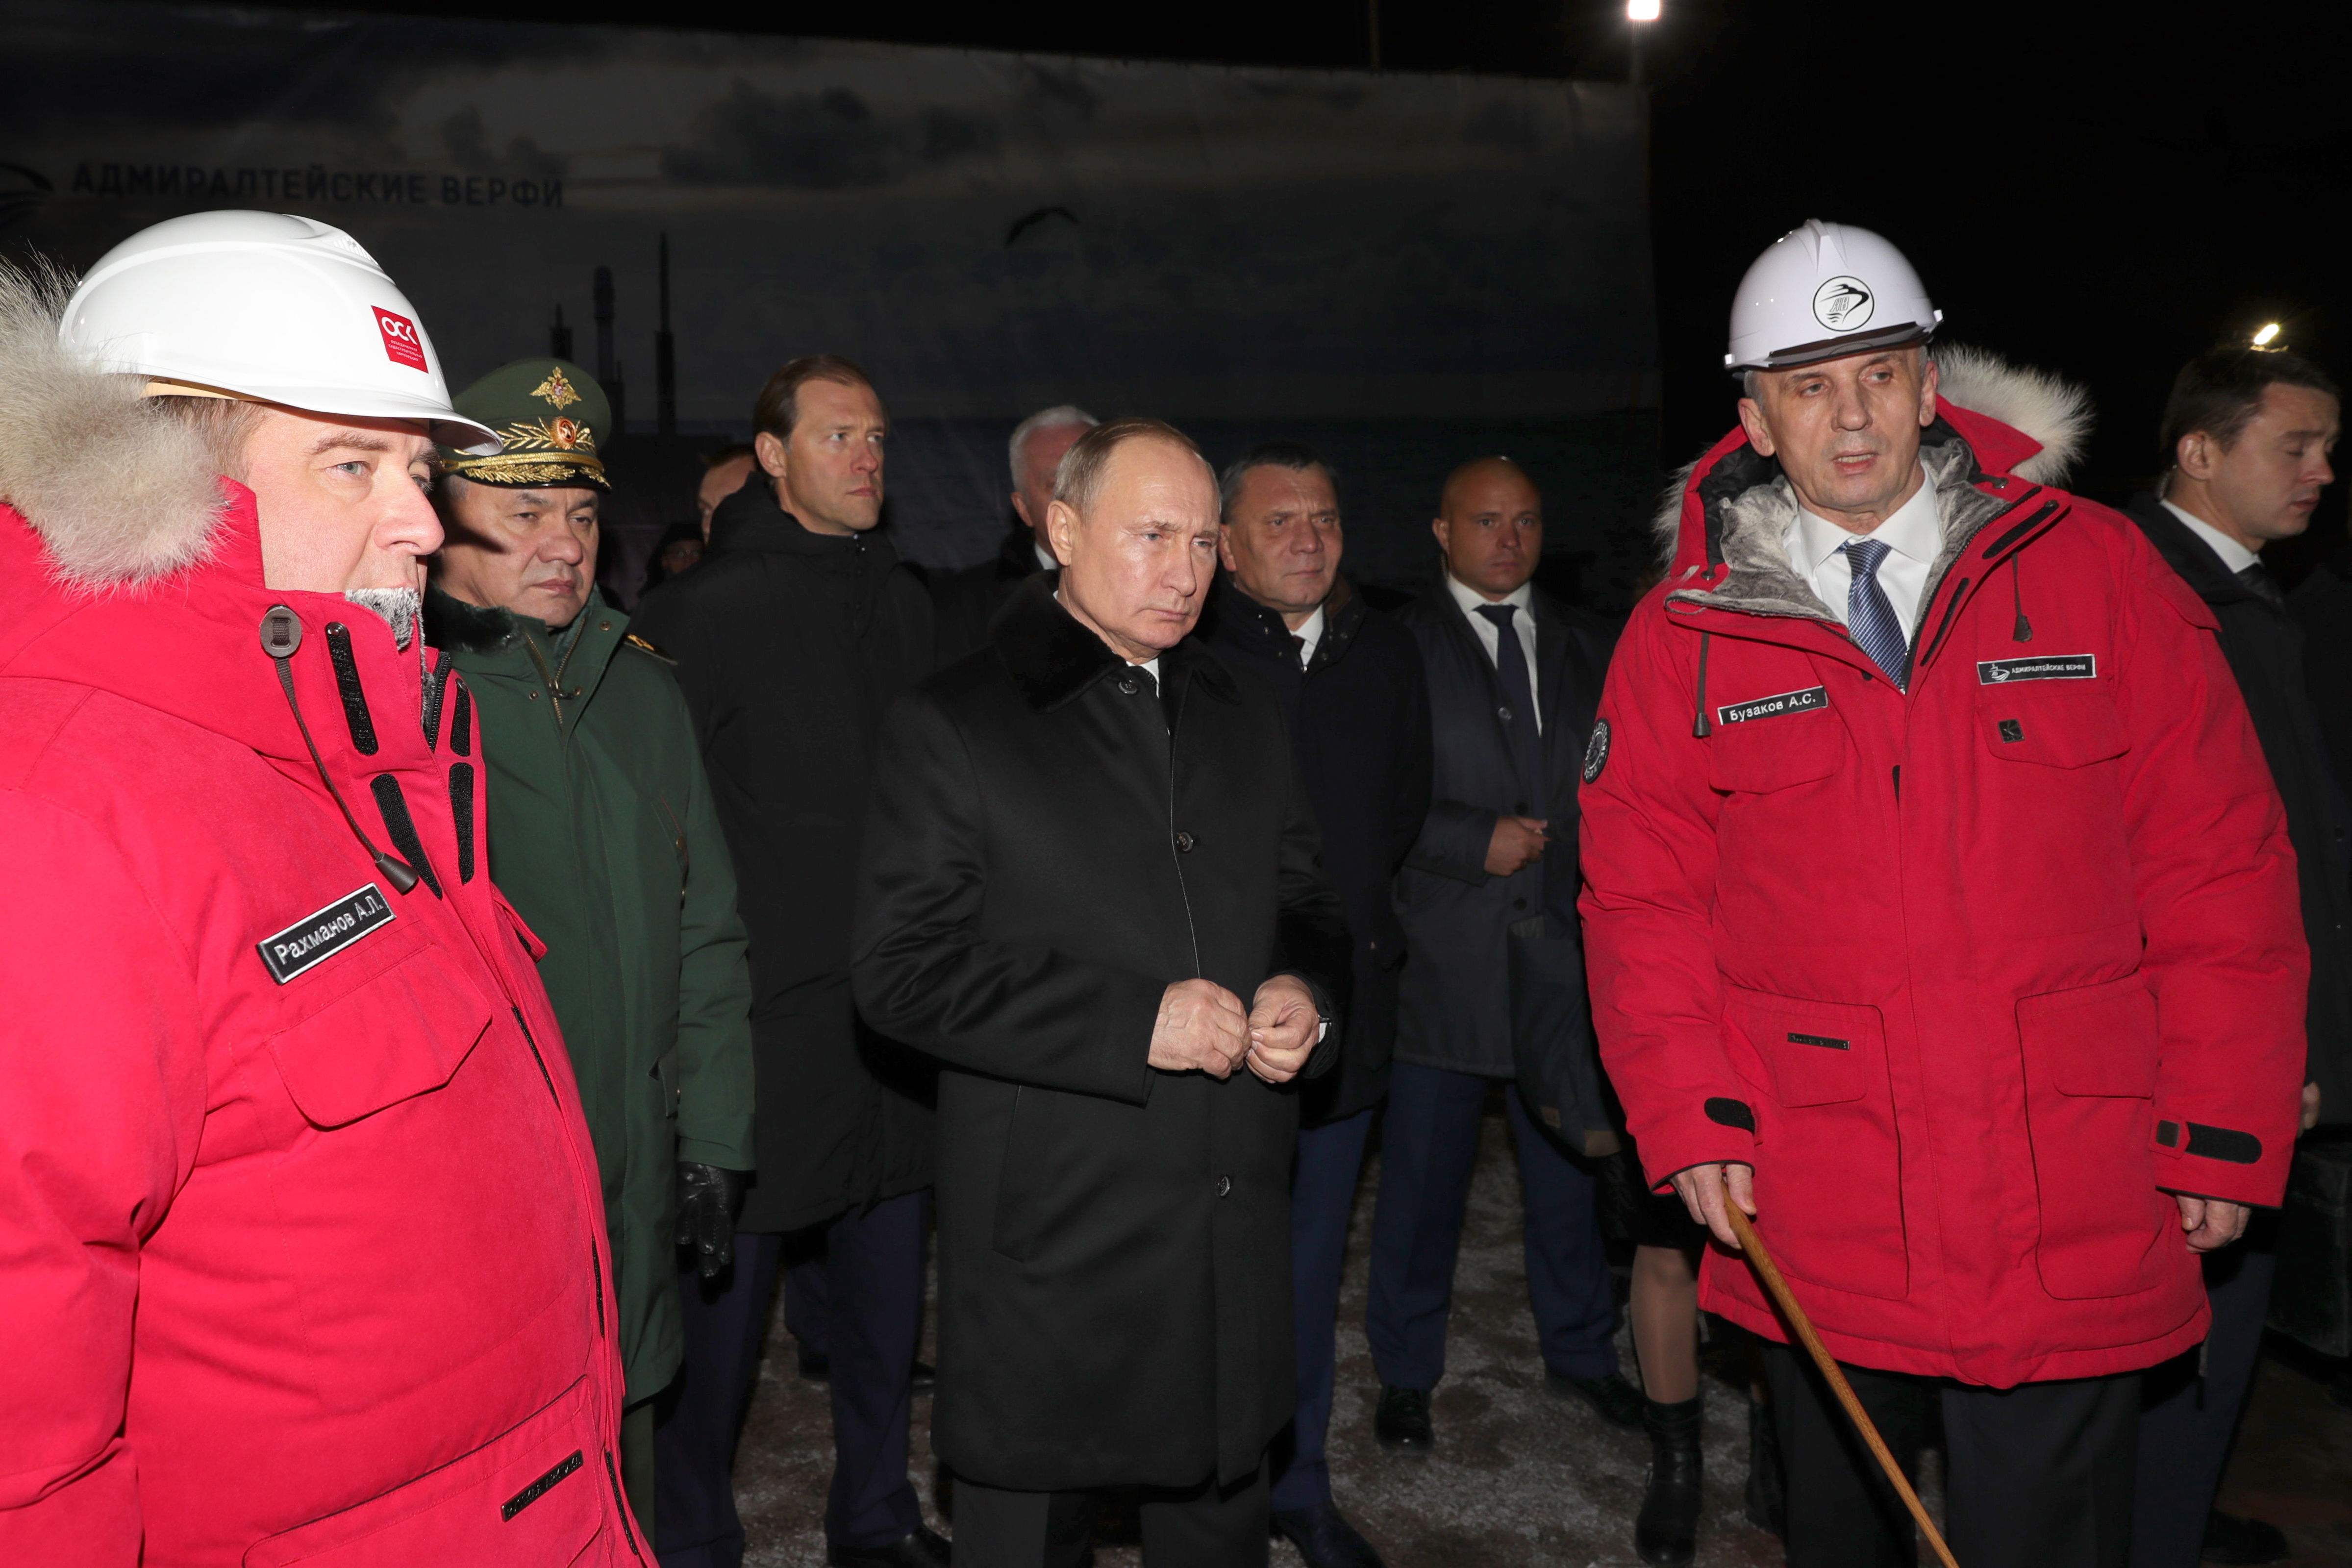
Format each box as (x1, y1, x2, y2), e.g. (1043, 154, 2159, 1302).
(426, 586, 756, 1403)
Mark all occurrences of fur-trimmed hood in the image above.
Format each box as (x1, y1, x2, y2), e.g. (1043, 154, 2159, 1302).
(1649, 345, 2093, 624)
(0, 257, 228, 589)
(1651, 345, 2089, 555)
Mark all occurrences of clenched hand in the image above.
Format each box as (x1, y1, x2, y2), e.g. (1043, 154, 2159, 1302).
(1485, 815, 1549, 878)
(2176, 1194, 2251, 1252)
(1149, 977, 1250, 1078)
(1244, 974, 1321, 1084)
(1670, 1162, 1756, 1249)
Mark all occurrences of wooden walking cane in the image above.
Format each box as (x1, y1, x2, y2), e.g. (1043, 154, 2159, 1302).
(1721, 1178, 1961, 1568)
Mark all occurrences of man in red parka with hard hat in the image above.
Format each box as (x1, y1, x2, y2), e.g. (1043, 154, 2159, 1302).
(0, 212, 640, 1564)
(1578, 221, 2306, 1568)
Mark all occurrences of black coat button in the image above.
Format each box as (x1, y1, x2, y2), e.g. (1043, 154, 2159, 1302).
(1215, 1176, 1232, 1197)
(1513, 897, 1528, 910)
(1498, 705, 1513, 723)
(1117, 675, 1139, 695)
(1175, 831, 1196, 853)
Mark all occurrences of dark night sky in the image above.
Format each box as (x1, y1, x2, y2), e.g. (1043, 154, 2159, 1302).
(98, 0, 2352, 549)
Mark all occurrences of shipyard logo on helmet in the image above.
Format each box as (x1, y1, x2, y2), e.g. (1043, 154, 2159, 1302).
(1812, 275, 1874, 332)
(372, 306, 428, 372)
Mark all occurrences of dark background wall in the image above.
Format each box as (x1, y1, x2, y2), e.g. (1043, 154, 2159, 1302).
(25, 0, 2352, 599)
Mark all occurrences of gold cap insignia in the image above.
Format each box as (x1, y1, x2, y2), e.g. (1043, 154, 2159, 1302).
(532, 367, 582, 410)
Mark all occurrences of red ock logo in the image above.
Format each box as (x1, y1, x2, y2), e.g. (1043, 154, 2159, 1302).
(372, 306, 427, 372)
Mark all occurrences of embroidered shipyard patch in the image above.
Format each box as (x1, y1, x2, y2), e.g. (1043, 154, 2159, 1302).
(256, 884, 395, 985)
(1978, 654, 2096, 684)
(1716, 686, 1828, 726)
(1582, 719, 1611, 783)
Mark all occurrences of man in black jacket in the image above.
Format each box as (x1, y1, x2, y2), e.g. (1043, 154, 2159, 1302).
(854, 417, 1351, 1568)
(1367, 458, 1634, 1454)
(1201, 443, 1431, 1568)
(928, 404, 1097, 666)
(635, 355, 942, 1568)
(2127, 347, 2342, 1568)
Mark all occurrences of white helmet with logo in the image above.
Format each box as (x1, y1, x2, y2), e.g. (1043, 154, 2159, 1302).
(57, 210, 498, 452)
(1725, 219, 1942, 372)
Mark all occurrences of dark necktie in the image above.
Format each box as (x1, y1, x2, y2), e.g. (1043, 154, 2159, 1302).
(1476, 603, 1545, 809)
(1290, 633, 1309, 670)
(1841, 537, 1909, 687)
(2238, 561, 2286, 609)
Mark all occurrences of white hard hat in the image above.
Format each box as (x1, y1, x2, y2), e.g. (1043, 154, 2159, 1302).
(57, 210, 498, 452)
(1725, 219, 1942, 372)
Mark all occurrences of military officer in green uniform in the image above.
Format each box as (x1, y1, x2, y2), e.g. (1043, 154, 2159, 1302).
(425, 359, 756, 1534)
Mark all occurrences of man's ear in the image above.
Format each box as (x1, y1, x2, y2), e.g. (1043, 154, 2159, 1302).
(1736, 398, 1776, 457)
(752, 430, 790, 484)
(1430, 516, 1451, 555)
(1217, 524, 1240, 574)
(1011, 490, 1034, 530)
(1045, 498, 1079, 567)
(2177, 430, 2216, 482)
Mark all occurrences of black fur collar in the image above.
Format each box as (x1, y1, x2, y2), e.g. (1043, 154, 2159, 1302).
(990, 572, 1234, 712)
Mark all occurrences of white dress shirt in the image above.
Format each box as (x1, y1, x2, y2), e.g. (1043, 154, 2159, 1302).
(1292, 605, 1326, 670)
(2161, 498, 2262, 574)
(1783, 466, 1941, 641)
(1034, 539, 1058, 572)
(1446, 574, 1542, 731)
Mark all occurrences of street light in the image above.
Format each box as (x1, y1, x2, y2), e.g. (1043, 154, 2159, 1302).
(1628, 0, 1659, 83)
(2252, 322, 2283, 349)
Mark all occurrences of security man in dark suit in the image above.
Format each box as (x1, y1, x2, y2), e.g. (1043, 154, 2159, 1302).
(1201, 443, 1432, 1568)
(2126, 347, 2344, 1568)
(1367, 457, 1634, 1454)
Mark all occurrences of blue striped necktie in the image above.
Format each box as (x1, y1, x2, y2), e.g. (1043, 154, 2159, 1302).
(1841, 537, 1908, 687)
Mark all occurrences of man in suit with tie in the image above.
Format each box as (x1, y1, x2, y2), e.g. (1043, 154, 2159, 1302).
(1366, 457, 1639, 1454)
(2123, 347, 2343, 1568)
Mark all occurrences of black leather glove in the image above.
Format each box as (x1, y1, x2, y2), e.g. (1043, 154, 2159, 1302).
(675, 1163, 748, 1281)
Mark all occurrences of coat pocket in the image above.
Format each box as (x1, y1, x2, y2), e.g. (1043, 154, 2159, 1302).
(270, 947, 495, 1129)
(2017, 973, 2170, 1299)
(242, 1374, 611, 1567)
(1976, 686, 2127, 769)
(1706, 711, 1842, 794)
(1726, 988, 1906, 1299)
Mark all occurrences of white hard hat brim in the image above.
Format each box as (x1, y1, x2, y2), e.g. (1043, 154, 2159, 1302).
(243, 383, 501, 455)
(1739, 320, 1937, 373)
(140, 373, 500, 454)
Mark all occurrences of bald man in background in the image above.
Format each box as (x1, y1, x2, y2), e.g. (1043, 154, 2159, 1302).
(1364, 459, 1636, 1456)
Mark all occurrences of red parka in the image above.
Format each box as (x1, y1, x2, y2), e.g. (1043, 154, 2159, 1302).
(1578, 351, 2307, 1387)
(0, 485, 641, 1562)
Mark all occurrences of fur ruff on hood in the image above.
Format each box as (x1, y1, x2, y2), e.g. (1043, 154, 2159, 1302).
(0, 256, 226, 589)
(1648, 344, 2093, 559)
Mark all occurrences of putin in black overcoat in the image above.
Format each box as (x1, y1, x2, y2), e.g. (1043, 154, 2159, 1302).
(854, 418, 1350, 1568)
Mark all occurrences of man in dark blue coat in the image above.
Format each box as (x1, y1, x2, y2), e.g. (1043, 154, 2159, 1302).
(1367, 457, 1633, 1454)
(1201, 444, 1431, 1568)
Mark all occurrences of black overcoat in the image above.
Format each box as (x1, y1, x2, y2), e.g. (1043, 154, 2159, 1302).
(1396, 584, 1619, 1151)
(2135, 498, 2352, 1125)
(928, 525, 1047, 668)
(852, 575, 1351, 1491)
(633, 479, 936, 1232)
(1199, 575, 1432, 1124)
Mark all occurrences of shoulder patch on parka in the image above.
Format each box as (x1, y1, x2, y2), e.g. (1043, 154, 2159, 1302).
(622, 632, 676, 664)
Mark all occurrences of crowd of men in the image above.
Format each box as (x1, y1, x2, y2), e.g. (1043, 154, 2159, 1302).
(0, 207, 2343, 1568)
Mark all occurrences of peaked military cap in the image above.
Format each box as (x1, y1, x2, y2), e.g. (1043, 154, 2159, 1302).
(440, 358, 612, 490)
